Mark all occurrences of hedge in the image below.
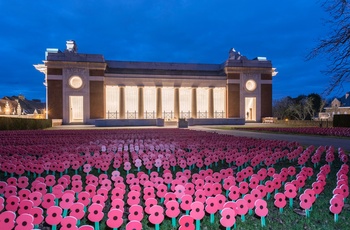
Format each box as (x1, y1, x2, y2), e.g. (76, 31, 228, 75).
(0, 117, 52, 130)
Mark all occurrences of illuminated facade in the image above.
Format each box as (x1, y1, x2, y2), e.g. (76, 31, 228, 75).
(35, 41, 276, 125)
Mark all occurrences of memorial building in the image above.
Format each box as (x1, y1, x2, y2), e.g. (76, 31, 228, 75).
(35, 41, 276, 126)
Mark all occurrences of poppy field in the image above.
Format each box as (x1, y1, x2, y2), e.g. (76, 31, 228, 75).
(0, 128, 349, 230)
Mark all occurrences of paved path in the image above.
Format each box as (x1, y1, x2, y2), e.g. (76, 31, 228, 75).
(189, 126, 350, 151)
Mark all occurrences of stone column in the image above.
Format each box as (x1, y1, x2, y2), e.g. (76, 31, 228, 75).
(191, 87, 197, 118)
(138, 86, 144, 119)
(174, 87, 180, 119)
(119, 86, 125, 119)
(156, 87, 162, 118)
(208, 87, 214, 118)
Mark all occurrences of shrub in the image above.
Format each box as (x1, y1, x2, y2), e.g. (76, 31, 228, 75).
(0, 117, 52, 130)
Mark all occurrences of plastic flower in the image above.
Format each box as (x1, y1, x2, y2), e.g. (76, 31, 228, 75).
(18, 189, 30, 202)
(145, 198, 158, 215)
(128, 204, 144, 222)
(0, 210, 16, 230)
(235, 198, 248, 216)
(205, 197, 218, 214)
(6, 195, 20, 212)
(254, 199, 268, 217)
(87, 203, 104, 222)
(164, 192, 176, 204)
(30, 207, 44, 226)
(17, 176, 29, 189)
(329, 195, 344, 214)
(243, 194, 256, 211)
(239, 182, 249, 195)
(190, 201, 205, 220)
(28, 191, 42, 207)
(46, 206, 63, 226)
(60, 216, 78, 230)
(60, 192, 75, 210)
(274, 193, 286, 209)
(127, 190, 140, 206)
(175, 184, 186, 199)
(194, 189, 206, 203)
(106, 208, 123, 229)
(70, 202, 85, 220)
(15, 213, 34, 230)
(229, 185, 240, 201)
(41, 193, 55, 210)
(77, 191, 91, 207)
(180, 194, 193, 212)
(185, 183, 195, 196)
(179, 215, 195, 230)
(299, 193, 312, 210)
(149, 205, 164, 225)
(165, 200, 180, 218)
(284, 183, 297, 199)
(92, 194, 106, 208)
(215, 194, 226, 210)
(143, 187, 155, 200)
(126, 220, 142, 230)
(220, 208, 236, 227)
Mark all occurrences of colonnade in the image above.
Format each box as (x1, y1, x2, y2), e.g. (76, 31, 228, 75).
(115, 86, 218, 119)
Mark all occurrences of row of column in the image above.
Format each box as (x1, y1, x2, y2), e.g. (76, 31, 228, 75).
(118, 86, 215, 119)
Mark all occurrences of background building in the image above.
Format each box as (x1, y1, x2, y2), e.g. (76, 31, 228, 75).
(35, 41, 276, 125)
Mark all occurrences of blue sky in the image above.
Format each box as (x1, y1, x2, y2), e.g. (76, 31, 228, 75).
(1, 0, 348, 102)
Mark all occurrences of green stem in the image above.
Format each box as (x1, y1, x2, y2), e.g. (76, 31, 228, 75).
(52, 225, 57, 230)
(95, 222, 100, 230)
(249, 209, 253, 215)
(334, 214, 338, 222)
(210, 213, 214, 223)
(241, 214, 245, 222)
(279, 208, 283, 214)
(172, 217, 176, 227)
(289, 198, 293, 208)
(155, 223, 160, 230)
(63, 209, 68, 217)
(196, 219, 200, 230)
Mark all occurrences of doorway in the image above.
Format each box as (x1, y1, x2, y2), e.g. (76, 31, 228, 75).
(69, 96, 84, 123)
(245, 97, 256, 121)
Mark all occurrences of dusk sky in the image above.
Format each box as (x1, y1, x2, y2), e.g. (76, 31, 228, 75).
(1, 0, 349, 102)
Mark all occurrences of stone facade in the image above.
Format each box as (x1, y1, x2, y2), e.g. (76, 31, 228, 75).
(35, 41, 276, 125)
(324, 92, 350, 118)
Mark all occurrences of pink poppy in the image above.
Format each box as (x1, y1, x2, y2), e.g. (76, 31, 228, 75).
(190, 201, 205, 220)
(111, 198, 124, 213)
(0, 210, 16, 229)
(249, 176, 259, 189)
(77, 191, 91, 207)
(254, 199, 268, 217)
(111, 187, 125, 200)
(274, 193, 286, 209)
(127, 190, 140, 206)
(329, 195, 344, 215)
(45, 175, 56, 187)
(145, 198, 158, 215)
(223, 201, 237, 211)
(41, 193, 55, 210)
(175, 184, 186, 200)
(179, 215, 195, 230)
(194, 178, 204, 190)
(83, 164, 92, 174)
(52, 184, 64, 200)
(220, 208, 236, 227)
(128, 204, 144, 222)
(87, 203, 104, 222)
(149, 205, 164, 225)
(72, 181, 83, 194)
(30, 206, 44, 226)
(106, 209, 123, 229)
(28, 191, 42, 207)
(70, 202, 85, 220)
(205, 196, 219, 215)
(239, 181, 249, 196)
(243, 194, 256, 211)
(46, 206, 63, 226)
(143, 187, 155, 200)
(284, 183, 297, 199)
(92, 195, 106, 209)
(0, 196, 3, 212)
(235, 198, 248, 216)
(126, 220, 142, 230)
(17, 176, 29, 189)
(164, 192, 176, 204)
(299, 193, 312, 210)
(165, 200, 180, 218)
(4, 185, 17, 198)
(18, 189, 31, 202)
(60, 216, 78, 230)
(215, 194, 226, 210)
(15, 213, 34, 230)
(194, 189, 206, 203)
(229, 185, 240, 201)
(60, 192, 75, 210)
(6, 195, 20, 212)
(180, 194, 193, 212)
(18, 199, 34, 215)
(85, 184, 96, 198)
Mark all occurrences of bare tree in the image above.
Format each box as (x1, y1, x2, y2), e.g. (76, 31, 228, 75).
(307, 0, 350, 95)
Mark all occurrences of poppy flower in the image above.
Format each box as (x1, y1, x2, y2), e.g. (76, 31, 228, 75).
(194, 189, 206, 203)
(28, 191, 42, 207)
(194, 179, 204, 190)
(190, 201, 205, 220)
(249, 176, 259, 189)
(274, 193, 286, 209)
(284, 183, 297, 199)
(4, 185, 17, 198)
(60, 216, 78, 230)
(239, 181, 249, 196)
(205, 197, 218, 214)
(254, 199, 268, 217)
(72, 181, 83, 194)
(164, 192, 176, 204)
(143, 187, 155, 200)
(127, 190, 140, 206)
(128, 204, 144, 222)
(45, 175, 56, 187)
(88, 203, 104, 223)
(223, 177, 235, 191)
(41, 193, 55, 210)
(299, 193, 312, 210)
(126, 220, 142, 230)
(220, 208, 236, 227)
(30, 206, 44, 226)
(46, 206, 63, 226)
(15, 213, 34, 230)
(60, 192, 75, 210)
(229, 185, 240, 201)
(52, 184, 64, 200)
(6, 195, 20, 212)
(149, 205, 164, 225)
(106, 208, 123, 229)
(18, 189, 30, 202)
(17, 176, 29, 189)
(70, 202, 85, 220)
(235, 198, 248, 216)
(0, 210, 16, 230)
(329, 195, 344, 215)
(145, 198, 158, 215)
(110, 198, 124, 213)
(175, 184, 186, 199)
(185, 183, 195, 196)
(165, 200, 180, 218)
(92, 194, 106, 208)
(304, 189, 316, 204)
(179, 215, 195, 230)
(83, 164, 92, 174)
(77, 192, 91, 207)
(17, 199, 34, 216)
(180, 194, 193, 213)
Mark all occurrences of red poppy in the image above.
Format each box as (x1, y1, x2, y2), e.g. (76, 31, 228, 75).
(223, 177, 236, 191)
(284, 183, 297, 199)
(299, 193, 312, 210)
(52, 184, 64, 200)
(92, 194, 106, 208)
(194, 179, 204, 190)
(18, 189, 30, 202)
(4, 185, 17, 198)
(0, 210, 16, 230)
(179, 215, 195, 230)
(220, 208, 236, 227)
(239, 181, 249, 196)
(145, 198, 158, 215)
(156, 184, 167, 199)
(127, 190, 140, 206)
(106, 208, 123, 229)
(17, 199, 34, 216)
(28, 191, 42, 207)
(17, 176, 29, 189)
(60, 216, 78, 230)
(254, 199, 268, 217)
(70, 202, 85, 220)
(190, 201, 205, 220)
(249, 176, 259, 189)
(60, 192, 75, 210)
(304, 189, 316, 204)
(194, 189, 206, 203)
(164, 192, 176, 204)
(165, 200, 180, 218)
(72, 180, 83, 194)
(77, 191, 91, 207)
(41, 193, 55, 210)
(184, 183, 195, 196)
(45, 175, 56, 187)
(46, 206, 63, 226)
(126, 220, 142, 230)
(15, 213, 34, 230)
(149, 205, 164, 225)
(30, 206, 44, 226)
(128, 204, 144, 222)
(87, 203, 104, 222)
(274, 193, 286, 209)
(143, 187, 155, 200)
(235, 198, 248, 216)
(229, 185, 240, 201)
(329, 195, 344, 214)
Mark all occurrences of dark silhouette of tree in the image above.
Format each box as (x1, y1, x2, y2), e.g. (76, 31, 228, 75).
(307, 0, 350, 95)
